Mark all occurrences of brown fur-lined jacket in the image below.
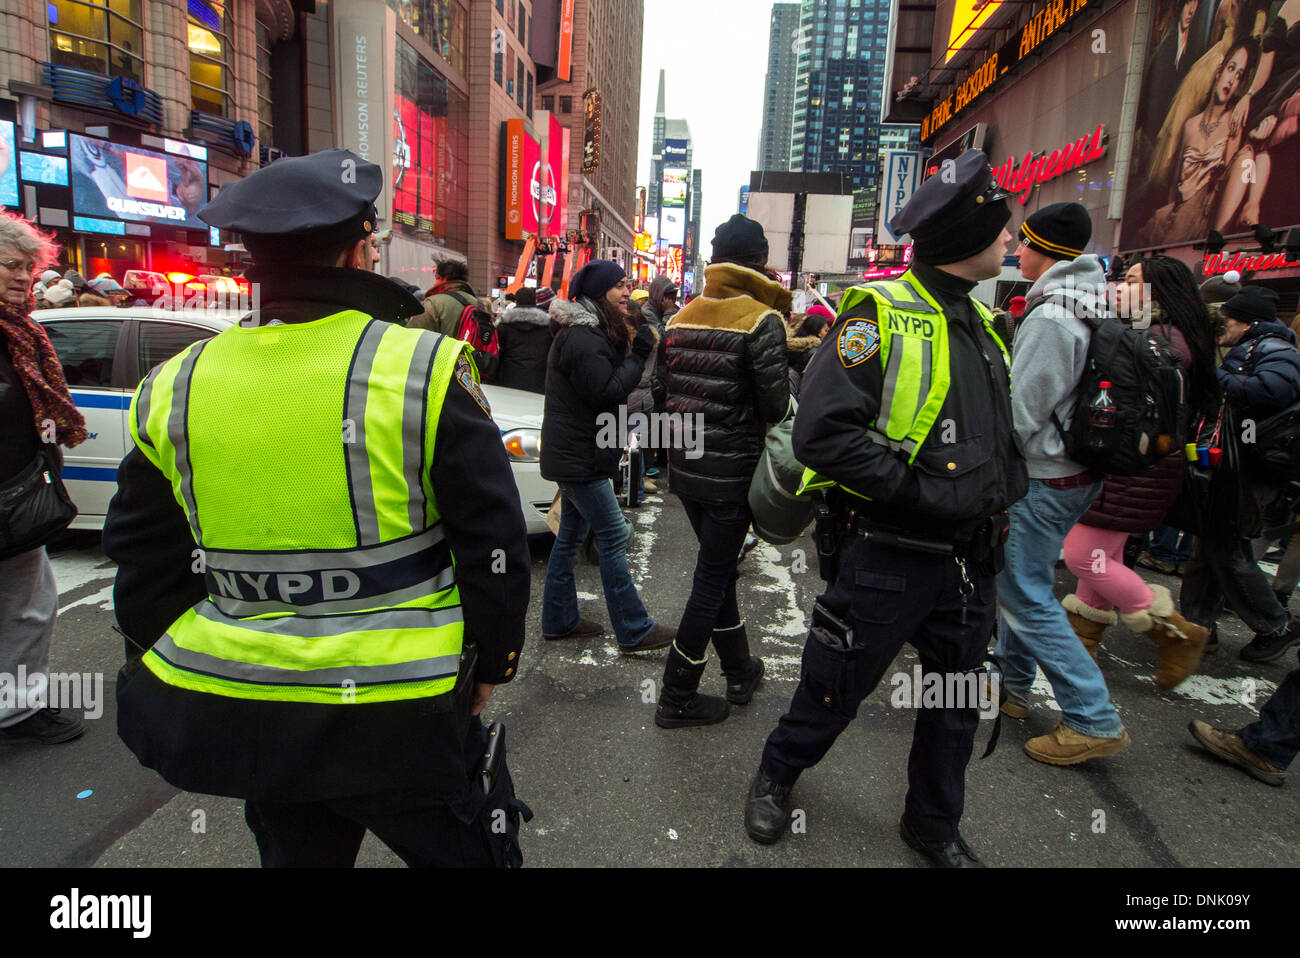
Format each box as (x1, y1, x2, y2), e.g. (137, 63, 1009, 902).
(665, 263, 792, 503)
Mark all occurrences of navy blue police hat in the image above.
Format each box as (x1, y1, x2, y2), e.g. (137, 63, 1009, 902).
(889, 149, 1012, 265)
(199, 149, 381, 262)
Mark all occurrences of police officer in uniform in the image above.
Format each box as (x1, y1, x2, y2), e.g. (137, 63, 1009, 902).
(743, 150, 1028, 866)
(103, 149, 532, 867)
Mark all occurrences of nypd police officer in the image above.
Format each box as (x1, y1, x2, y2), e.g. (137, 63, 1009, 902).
(743, 150, 1028, 866)
(103, 149, 532, 867)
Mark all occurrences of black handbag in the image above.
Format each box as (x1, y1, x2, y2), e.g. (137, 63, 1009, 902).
(0, 444, 78, 560)
(1167, 401, 1261, 538)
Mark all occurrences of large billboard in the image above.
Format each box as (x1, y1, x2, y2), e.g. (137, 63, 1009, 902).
(503, 118, 541, 240)
(663, 138, 688, 165)
(68, 134, 207, 229)
(661, 167, 688, 208)
(661, 206, 686, 245)
(1121, 0, 1300, 250)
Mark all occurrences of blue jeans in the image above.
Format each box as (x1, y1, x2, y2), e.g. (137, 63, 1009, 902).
(996, 478, 1125, 738)
(1240, 665, 1300, 769)
(542, 479, 655, 648)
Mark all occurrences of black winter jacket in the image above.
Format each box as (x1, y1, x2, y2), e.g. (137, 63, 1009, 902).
(540, 297, 650, 483)
(786, 332, 821, 397)
(496, 305, 551, 394)
(665, 264, 792, 503)
(1218, 320, 1300, 417)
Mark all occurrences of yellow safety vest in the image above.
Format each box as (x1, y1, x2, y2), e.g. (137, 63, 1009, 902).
(128, 310, 470, 704)
(799, 270, 1009, 499)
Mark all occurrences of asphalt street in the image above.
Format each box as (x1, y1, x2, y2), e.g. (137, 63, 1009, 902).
(2, 490, 1297, 868)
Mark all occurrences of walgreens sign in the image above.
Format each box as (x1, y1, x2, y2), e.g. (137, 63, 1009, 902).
(1203, 251, 1300, 275)
(991, 123, 1107, 206)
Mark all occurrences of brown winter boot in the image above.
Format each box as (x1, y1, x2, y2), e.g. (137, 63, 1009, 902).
(1061, 594, 1116, 662)
(1120, 584, 1209, 691)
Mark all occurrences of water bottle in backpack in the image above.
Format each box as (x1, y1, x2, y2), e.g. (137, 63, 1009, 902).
(1086, 381, 1117, 454)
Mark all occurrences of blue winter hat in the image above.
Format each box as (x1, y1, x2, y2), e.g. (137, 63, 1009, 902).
(569, 259, 626, 302)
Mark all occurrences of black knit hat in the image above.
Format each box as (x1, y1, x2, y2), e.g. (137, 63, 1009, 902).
(712, 214, 769, 265)
(1221, 285, 1281, 324)
(568, 259, 626, 302)
(1019, 202, 1092, 260)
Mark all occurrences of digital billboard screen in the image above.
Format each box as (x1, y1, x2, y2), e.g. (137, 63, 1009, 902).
(662, 167, 688, 208)
(661, 207, 686, 246)
(0, 120, 18, 208)
(20, 152, 69, 186)
(68, 134, 208, 230)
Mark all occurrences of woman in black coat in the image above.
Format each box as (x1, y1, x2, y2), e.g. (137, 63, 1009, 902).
(496, 286, 552, 394)
(539, 260, 674, 654)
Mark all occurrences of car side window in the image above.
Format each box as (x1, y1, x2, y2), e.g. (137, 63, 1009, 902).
(138, 322, 213, 381)
(42, 320, 124, 388)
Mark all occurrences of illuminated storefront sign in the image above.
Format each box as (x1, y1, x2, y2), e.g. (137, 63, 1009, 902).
(991, 123, 1107, 205)
(667, 246, 683, 285)
(921, 0, 1093, 142)
(1203, 251, 1300, 276)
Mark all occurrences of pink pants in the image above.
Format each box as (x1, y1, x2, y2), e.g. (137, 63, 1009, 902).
(1062, 523, 1155, 615)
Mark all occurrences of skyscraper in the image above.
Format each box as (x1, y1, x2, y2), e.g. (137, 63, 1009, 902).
(758, 3, 801, 172)
(789, 0, 893, 193)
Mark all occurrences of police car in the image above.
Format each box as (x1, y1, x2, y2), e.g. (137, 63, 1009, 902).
(34, 306, 556, 535)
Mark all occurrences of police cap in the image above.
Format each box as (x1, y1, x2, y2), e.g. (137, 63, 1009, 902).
(888, 149, 1012, 265)
(199, 149, 381, 261)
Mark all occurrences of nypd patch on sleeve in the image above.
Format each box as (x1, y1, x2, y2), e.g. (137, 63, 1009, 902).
(838, 319, 881, 368)
(455, 354, 492, 417)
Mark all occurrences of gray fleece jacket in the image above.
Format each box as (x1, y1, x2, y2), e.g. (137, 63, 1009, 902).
(1010, 254, 1105, 479)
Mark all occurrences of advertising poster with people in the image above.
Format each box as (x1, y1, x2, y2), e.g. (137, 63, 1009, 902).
(1124, 0, 1300, 249)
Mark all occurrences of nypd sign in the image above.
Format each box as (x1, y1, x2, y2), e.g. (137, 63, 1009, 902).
(878, 150, 923, 245)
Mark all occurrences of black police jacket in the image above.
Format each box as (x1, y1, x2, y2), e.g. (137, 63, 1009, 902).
(665, 264, 792, 503)
(794, 261, 1028, 541)
(103, 266, 531, 803)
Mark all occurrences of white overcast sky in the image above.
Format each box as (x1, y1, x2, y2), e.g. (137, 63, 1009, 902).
(636, 0, 774, 248)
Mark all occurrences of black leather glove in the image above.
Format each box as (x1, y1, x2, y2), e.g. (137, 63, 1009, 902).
(632, 324, 656, 360)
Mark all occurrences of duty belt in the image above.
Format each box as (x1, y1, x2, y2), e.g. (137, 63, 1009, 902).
(846, 513, 1009, 560)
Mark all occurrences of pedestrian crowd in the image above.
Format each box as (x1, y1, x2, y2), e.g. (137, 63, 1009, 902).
(2, 145, 1298, 869)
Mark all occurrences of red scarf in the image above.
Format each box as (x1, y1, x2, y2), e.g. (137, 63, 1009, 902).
(0, 298, 88, 448)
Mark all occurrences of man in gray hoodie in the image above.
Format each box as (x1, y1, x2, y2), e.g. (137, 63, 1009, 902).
(996, 202, 1131, 766)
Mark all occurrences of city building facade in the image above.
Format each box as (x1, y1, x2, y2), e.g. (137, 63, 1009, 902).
(2, 0, 324, 280)
(539, 0, 643, 270)
(789, 0, 893, 193)
(758, 2, 800, 172)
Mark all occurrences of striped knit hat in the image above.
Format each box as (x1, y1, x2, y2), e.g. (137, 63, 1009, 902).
(1019, 202, 1091, 261)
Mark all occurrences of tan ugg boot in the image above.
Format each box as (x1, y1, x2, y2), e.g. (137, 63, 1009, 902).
(1120, 584, 1210, 691)
(1061, 593, 1116, 662)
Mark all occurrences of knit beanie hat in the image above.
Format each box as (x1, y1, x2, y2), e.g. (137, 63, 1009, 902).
(535, 285, 556, 307)
(1221, 285, 1280, 324)
(712, 214, 769, 265)
(568, 259, 626, 302)
(1019, 202, 1091, 260)
(1199, 270, 1242, 305)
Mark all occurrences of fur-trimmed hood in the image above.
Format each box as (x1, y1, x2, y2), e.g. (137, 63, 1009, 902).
(548, 298, 600, 328)
(668, 263, 791, 335)
(786, 333, 822, 353)
(499, 305, 551, 327)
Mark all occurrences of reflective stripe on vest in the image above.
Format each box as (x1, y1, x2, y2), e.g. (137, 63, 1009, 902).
(798, 271, 1009, 499)
(128, 312, 471, 704)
